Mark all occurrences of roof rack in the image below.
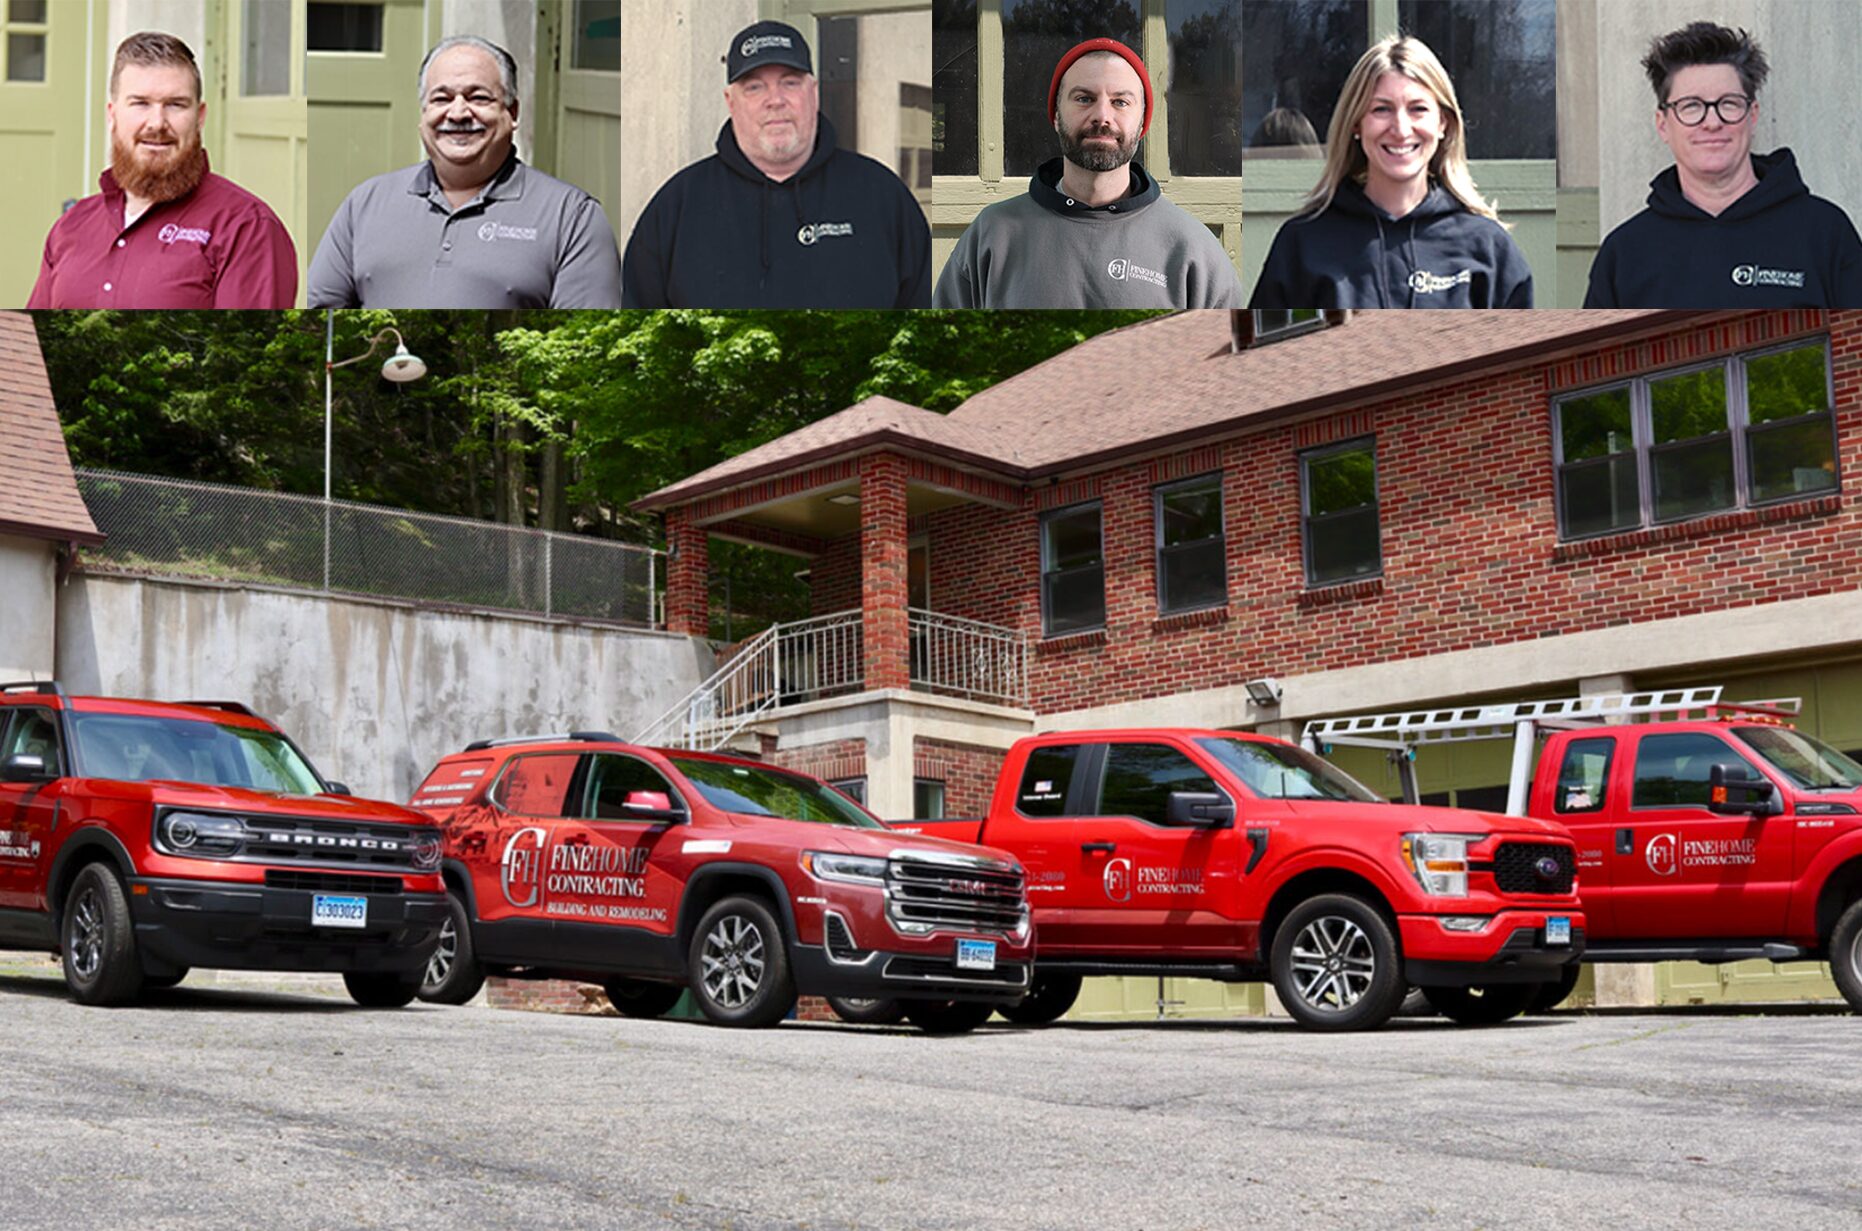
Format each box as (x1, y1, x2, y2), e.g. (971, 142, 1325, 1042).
(463, 730, 623, 752)
(179, 700, 260, 718)
(0, 680, 65, 696)
(1301, 687, 1801, 816)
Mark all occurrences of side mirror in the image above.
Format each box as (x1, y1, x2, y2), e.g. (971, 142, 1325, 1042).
(1166, 790, 1234, 828)
(1708, 763, 1776, 816)
(1, 753, 53, 784)
(325, 780, 353, 796)
(620, 790, 688, 823)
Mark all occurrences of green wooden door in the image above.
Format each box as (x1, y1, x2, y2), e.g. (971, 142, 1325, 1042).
(306, 0, 428, 260)
(534, 0, 622, 248)
(215, 0, 309, 304)
(0, 0, 101, 305)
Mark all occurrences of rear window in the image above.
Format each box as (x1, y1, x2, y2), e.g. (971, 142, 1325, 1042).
(492, 753, 581, 817)
(411, 757, 494, 809)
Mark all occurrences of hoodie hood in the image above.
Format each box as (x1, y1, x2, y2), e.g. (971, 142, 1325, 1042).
(1644, 147, 1809, 223)
(1028, 156, 1162, 220)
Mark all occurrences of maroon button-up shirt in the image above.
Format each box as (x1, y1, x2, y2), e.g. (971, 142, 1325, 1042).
(27, 159, 298, 309)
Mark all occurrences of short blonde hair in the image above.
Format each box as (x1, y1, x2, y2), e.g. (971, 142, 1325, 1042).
(1296, 34, 1498, 223)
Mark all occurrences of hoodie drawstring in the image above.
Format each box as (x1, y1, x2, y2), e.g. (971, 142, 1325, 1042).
(1373, 214, 1391, 307)
(1404, 216, 1421, 307)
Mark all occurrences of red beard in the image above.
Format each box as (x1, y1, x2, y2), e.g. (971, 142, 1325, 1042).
(110, 126, 207, 204)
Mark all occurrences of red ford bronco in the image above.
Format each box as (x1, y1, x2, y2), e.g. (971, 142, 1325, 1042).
(407, 733, 1034, 1033)
(897, 727, 1586, 1031)
(0, 682, 447, 1006)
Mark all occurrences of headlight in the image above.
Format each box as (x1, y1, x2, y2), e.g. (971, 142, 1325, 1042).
(802, 851, 887, 885)
(410, 833, 442, 871)
(159, 810, 246, 857)
(1401, 833, 1481, 897)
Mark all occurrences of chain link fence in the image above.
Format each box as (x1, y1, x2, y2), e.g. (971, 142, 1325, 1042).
(75, 470, 661, 627)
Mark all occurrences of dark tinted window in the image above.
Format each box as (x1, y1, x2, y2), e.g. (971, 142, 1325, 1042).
(307, 2, 383, 52)
(0, 707, 59, 771)
(1001, 0, 1142, 176)
(1649, 367, 1733, 521)
(1631, 733, 1760, 809)
(1098, 743, 1220, 825)
(1157, 475, 1226, 613)
(495, 753, 581, 817)
(1241, 0, 1367, 161)
(1397, 0, 1555, 159)
(1745, 343, 1838, 504)
(584, 754, 679, 820)
(1165, 0, 1243, 176)
(1017, 744, 1081, 817)
(1042, 502, 1105, 635)
(1302, 439, 1380, 585)
(1553, 737, 1614, 814)
(1555, 386, 1639, 538)
(932, 0, 979, 175)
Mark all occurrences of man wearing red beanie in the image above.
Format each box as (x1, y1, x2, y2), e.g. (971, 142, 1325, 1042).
(934, 38, 1240, 308)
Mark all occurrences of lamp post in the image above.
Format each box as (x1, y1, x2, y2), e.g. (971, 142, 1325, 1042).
(323, 312, 428, 589)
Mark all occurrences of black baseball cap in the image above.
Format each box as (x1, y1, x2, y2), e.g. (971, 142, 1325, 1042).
(727, 20, 812, 82)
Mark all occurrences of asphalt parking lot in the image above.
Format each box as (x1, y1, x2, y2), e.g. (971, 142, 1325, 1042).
(1, 956, 1857, 1231)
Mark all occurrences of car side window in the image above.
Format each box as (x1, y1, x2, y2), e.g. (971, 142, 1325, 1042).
(584, 753, 681, 821)
(492, 752, 582, 817)
(1016, 744, 1081, 817)
(1, 707, 61, 774)
(1553, 737, 1614, 814)
(1631, 733, 1763, 809)
(1098, 743, 1222, 826)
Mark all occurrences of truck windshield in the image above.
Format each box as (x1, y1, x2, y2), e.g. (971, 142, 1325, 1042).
(69, 713, 325, 794)
(1733, 726, 1862, 792)
(1197, 738, 1384, 803)
(668, 757, 884, 829)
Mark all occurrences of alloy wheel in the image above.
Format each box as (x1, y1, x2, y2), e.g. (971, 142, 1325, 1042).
(425, 916, 457, 989)
(1288, 915, 1376, 1011)
(700, 914, 766, 1008)
(68, 886, 105, 981)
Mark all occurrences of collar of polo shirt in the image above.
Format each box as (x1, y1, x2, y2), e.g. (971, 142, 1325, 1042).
(411, 149, 526, 207)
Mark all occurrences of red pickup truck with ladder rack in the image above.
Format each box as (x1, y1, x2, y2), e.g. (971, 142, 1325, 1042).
(1305, 687, 1862, 1012)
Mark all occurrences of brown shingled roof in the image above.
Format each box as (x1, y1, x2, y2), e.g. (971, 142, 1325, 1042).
(636, 309, 1698, 511)
(0, 312, 104, 545)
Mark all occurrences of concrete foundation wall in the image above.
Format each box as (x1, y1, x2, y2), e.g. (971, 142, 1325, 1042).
(54, 573, 714, 803)
(0, 535, 57, 683)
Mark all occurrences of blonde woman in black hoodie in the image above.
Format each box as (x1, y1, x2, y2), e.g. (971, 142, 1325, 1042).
(1249, 35, 1532, 309)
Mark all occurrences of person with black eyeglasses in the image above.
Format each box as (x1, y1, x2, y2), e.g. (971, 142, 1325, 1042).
(1585, 21, 1862, 307)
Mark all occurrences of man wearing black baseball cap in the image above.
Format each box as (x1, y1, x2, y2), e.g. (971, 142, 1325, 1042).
(623, 20, 930, 307)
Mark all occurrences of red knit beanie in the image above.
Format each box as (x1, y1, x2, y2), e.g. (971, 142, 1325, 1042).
(1047, 38, 1153, 138)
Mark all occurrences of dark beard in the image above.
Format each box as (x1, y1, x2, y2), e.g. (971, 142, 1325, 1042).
(1059, 123, 1137, 173)
(111, 131, 207, 204)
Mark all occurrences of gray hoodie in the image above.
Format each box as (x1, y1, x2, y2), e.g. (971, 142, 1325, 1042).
(934, 158, 1242, 308)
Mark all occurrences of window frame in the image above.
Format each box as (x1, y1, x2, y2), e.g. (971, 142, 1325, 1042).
(1039, 498, 1106, 638)
(1551, 337, 1839, 541)
(1153, 471, 1228, 615)
(1252, 309, 1324, 342)
(912, 777, 947, 820)
(1551, 735, 1616, 816)
(1298, 435, 1383, 588)
(1090, 740, 1233, 828)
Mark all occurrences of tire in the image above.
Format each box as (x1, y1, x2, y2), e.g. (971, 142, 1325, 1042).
(604, 978, 686, 1019)
(1526, 965, 1583, 1014)
(1830, 897, 1862, 1012)
(344, 971, 422, 1008)
(61, 863, 145, 1006)
(1270, 893, 1407, 1032)
(142, 969, 190, 990)
(1422, 982, 1537, 1026)
(686, 895, 796, 1028)
(902, 998, 997, 1036)
(996, 972, 1083, 1025)
(826, 996, 907, 1025)
(419, 893, 485, 1005)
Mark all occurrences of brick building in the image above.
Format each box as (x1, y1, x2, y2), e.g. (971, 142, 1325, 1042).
(638, 308, 1862, 1009)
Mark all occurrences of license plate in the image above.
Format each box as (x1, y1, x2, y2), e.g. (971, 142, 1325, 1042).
(955, 939, 996, 971)
(312, 894, 368, 929)
(1545, 916, 1571, 946)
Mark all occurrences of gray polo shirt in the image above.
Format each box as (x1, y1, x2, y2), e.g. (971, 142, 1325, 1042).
(308, 155, 622, 308)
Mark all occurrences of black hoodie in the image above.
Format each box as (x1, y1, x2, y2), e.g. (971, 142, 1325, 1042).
(1248, 178, 1533, 309)
(623, 115, 930, 307)
(1585, 149, 1862, 308)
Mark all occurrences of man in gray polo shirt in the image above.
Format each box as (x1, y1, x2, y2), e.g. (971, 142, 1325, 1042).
(308, 36, 621, 308)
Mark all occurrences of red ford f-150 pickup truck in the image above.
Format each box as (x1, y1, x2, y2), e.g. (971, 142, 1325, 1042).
(0, 682, 447, 1006)
(408, 733, 1034, 1033)
(1309, 688, 1862, 1011)
(895, 727, 1586, 1031)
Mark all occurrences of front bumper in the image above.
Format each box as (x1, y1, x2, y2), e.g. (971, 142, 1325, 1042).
(1400, 909, 1587, 987)
(128, 876, 448, 975)
(791, 938, 1034, 1004)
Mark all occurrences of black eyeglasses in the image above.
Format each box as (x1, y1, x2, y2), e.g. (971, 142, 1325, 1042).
(1660, 94, 1752, 126)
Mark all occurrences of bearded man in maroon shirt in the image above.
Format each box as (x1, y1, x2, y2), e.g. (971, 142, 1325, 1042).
(27, 32, 297, 310)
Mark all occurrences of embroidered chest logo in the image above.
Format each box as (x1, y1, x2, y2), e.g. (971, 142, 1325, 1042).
(478, 221, 539, 243)
(797, 222, 855, 246)
(158, 224, 212, 246)
(1106, 257, 1167, 288)
(1731, 264, 1806, 289)
(1408, 268, 1471, 294)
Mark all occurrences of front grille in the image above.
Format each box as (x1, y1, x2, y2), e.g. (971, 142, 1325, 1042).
(882, 956, 1028, 986)
(886, 855, 1026, 935)
(265, 870, 405, 895)
(241, 815, 434, 873)
(1492, 842, 1575, 895)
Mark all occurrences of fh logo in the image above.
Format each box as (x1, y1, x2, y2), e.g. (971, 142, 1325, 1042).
(501, 826, 547, 907)
(1107, 258, 1129, 280)
(1103, 858, 1132, 902)
(1645, 832, 1678, 878)
(742, 34, 793, 56)
(158, 224, 211, 245)
(1731, 264, 1806, 289)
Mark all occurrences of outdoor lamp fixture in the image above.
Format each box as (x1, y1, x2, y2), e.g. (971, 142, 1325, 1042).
(1245, 677, 1283, 706)
(323, 316, 427, 504)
